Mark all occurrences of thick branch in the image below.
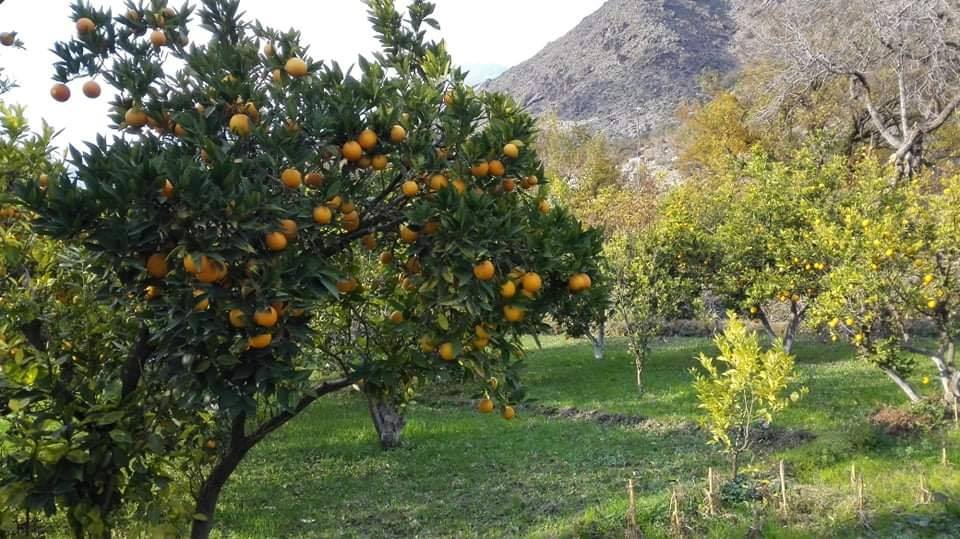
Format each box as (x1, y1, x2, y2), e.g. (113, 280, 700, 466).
(246, 377, 353, 446)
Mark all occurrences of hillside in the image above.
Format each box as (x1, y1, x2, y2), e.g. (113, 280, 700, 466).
(483, 0, 754, 140)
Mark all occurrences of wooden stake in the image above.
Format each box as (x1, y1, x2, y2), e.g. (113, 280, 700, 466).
(779, 460, 789, 516)
(856, 473, 867, 525)
(705, 467, 716, 516)
(918, 473, 931, 505)
(625, 479, 644, 539)
(850, 462, 857, 487)
(670, 487, 683, 537)
(943, 445, 949, 466)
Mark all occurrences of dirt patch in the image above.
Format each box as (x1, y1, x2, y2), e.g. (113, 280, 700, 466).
(870, 406, 935, 436)
(750, 424, 816, 452)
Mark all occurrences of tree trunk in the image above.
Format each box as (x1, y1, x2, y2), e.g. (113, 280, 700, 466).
(881, 367, 921, 402)
(367, 394, 406, 449)
(191, 417, 251, 539)
(589, 320, 606, 361)
(731, 450, 739, 479)
(757, 310, 778, 343)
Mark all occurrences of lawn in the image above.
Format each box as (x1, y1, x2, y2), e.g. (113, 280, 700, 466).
(214, 337, 960, 538)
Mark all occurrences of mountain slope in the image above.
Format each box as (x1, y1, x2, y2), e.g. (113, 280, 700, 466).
(483, 0, 746, 139)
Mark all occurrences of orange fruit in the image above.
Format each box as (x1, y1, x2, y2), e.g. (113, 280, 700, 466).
(399, 225, 419, 243)
(503, 305, 525, 322)
(0, 33, 15, 47)
(361, 234, 377, 250)
(326, 195, 343, 209)
(242, 102, 260, 122)
(520, 272, 542, 294)
(357, 129, 378, 151)
(183, 254, 205, 274)
(419, 336, 435, 353)
(402, 180, 420, 197)
(50, 84, 71, 102)
(340, 202, 356, 214)
(205, 439, 217, 450)
(193, 289, 210, 311)
(475, 324, 491, 339)
(76, 17, 96, 33)
(304, 171, 324, 187)
(82, 80, 101, 99)
(341, 211, 361, 232)
(568, 273, 591, 293)
(228, 113, 250, 136)
(473, 260, 495, 281)
(478, 398, 494, 414)
(285, 57, 308, 77)
(125, 108, 148, 127)
(443, 92, 454, 106)
(500, 280, 517, 299)
(144, 285, 161, 300)
(173, 123, 187, 137)
(390, 125, 407, 143)
(470, 161, 489, 177)
(401, 277, 416, 291)
(279, 219, 298, 240)
(379, 251, 394, 265)
(538, 200, 551, 214)
(357, 157, 371, 169)
(438, 342, 456, 361)
(523, 175, 539, 188)
(253, 306, 279, 327)
(488, 160, 505, 177)
(452, 178, 467, 194)
(248, 334, 272, 349)
(389, 310, 404, 323)
(313, 206, 333, 225)
(336, 277, 358, 294)
(228, 309, 248, 328)
(271, 69, 282, 83)
(429, 174, 448, 191)
(196, 260, 227, 284)
(423, 221, 439, 235)
(473, 337, 490, 350)
(502, 178, 516, 192)
(262, 42, 274, 56)
(503, 143, 519, 159)
(342, 141, 363, 161)
(150, 30, 167, 47)
(371, 154, 388, 171)
(280, 168, 302, 189)
(146, 253, 168, 278)
(265, 231, 288, 252)
(502, 405, 516, 420)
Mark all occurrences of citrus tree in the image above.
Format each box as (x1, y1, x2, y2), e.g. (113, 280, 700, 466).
(13, 1, 603, 536)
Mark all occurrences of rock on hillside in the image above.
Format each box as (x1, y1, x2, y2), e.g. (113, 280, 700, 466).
(483, 0, 750, 139)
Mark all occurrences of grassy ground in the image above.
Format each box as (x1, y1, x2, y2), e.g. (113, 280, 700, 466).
(214, 337, 960, 538)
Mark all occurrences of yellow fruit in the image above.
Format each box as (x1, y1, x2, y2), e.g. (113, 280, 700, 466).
(470, 161, 489, 177)
(488, 160, 505, 177)
(265, 231, 288, 252)
(475, 324, 490, 339)
(193, 289, 209, 312)
(923, 274, 934, 285)
(271, 69, 282, 83)
(473, 337, 489, 350)
(503, 305, 525, 322)
(452, 178, 467, 194)
(443, 92, 454, 106)
(279, 219, 298, 240)
(438, 342, 456, 361)
(253, 306, 279, 327)
(281, 168, 302, 189)
(928, 300, 938, 309)
(478, 398, 494, 414)
(538, 200, 551, 214)
(228, 309, 247, 328)
(389, 311, 404, 323)
(229, 113, 250, 136)
(429, 174, 448, 191)
(248, 334, 272, 349)
(357, 129, 378, 151)
(125, 108, 148, 127)
(146, 253, 168, 279)
(371, 155, 388, 171)
(150, 30, 167, 47)
(390, 124, 407, 143)
(500, 280, 517, 299)
(473, 260, 495, 281)
(342, 141, 363, 162)
(50, 84, 71, 102)
(503, 143, 519, 159)
(419, 336, 435, 353)
(402, 180, 420, 197)
(399, 225, 419, 243)
(313, 206, 333, 224)
(285, 57, 308, 77)
(520, 272, 542, 294)
(76, 17, 96, 33)
(502, 405, 516, 420)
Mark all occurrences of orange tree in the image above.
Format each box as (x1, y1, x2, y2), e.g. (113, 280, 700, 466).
(14, 1, 603, 536)
(810, 157, 960, 404)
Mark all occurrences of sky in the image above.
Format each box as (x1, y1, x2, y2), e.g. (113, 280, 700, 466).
(0, 0, 605, 151)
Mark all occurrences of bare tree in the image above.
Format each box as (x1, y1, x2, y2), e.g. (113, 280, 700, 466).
(758, 0, 960, 178)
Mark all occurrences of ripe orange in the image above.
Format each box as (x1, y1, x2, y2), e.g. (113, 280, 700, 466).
(228, 309, 247, 328)
(538, 200, 551, 214)
(173, 123, 187, 137)
(438, 342, 456, 361)
(452, 178, 467, 194)
(475, 324, 491, 339)
(473, 337, 489, 350)
(503, 143, 519, 159)
(389, 310, 404, 323)
(358, 129, 378, 151)
(568, 273, 592, 293)
(477, 398, 494, 414)
(500, 280, 517, 299)
(76, 17, 96, 33)
(265, 231, 288, 252)
(401, 277, 416, 291)
(271, 69, 282, 83)
(371, 155, 388, 171)
(502, 405, 516, 420)
(144, 285, 161, 300)
(0, 33, 15, 47)
(402, 180, 420, 197)
(488, 160, 505, 177)
(470, 161, 489, 177)
(473, 260, 495, 281)
(523, 175, 539, 188)
(280, 168, 302, 189)
(285, 57, 308, 77)
(341, 211, 361, 232)
(262, 42, 274, 56)
(429, 174, 448, 191)
(503, 305, 525, 322)
(146, 253, 168, 278)
(520, 272, 542, 294)
(422, 221, 439, 235)
(443, 92, 454, 106)
(336, 277, 358, 294)
(125, 108, 148, 127)
(341, 201, 356, 214)
(326, 195, 343, 209)
(304, 171, 324, 187)
(357, 157, 371, 169)
(205, 439, 217, 450)
(183, 254, 205, 274)
(196, 259, 227, 284)
(193, 289, 210, 311)
(248, 334, 272, 349)
(226, 113, 250, 136)
(379, 251, 394, 265)
(253, 306, 279, 327)
(390, 125, 407, 143)
(82, 80, 101, 99)
(399, 225, 419, 243)
(150, 30, 167, 47)
(502, 178, 516, 192)
(279, 219, 298, 240)
(313, 206, 333, 225)
(51, 84, 71, 102)
(342, 141, 363, 161)
(361, 234, 377, 250)
(242, 102, 260, 122)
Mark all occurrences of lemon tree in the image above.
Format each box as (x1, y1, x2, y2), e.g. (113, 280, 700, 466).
(13, 1, 604, 536)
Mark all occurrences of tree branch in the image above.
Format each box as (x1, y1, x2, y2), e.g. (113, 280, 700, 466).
(246, 377, 353, 446)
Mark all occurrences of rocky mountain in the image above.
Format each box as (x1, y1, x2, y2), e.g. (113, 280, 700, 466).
(483, 0, 756, 140)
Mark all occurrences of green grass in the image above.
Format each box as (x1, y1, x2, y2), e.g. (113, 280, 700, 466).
(214, 337, 960, 538)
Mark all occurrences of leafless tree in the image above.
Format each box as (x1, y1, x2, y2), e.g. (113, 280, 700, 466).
(757, 0, 960, 178)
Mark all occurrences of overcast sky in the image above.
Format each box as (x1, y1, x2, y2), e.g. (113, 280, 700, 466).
(0, 0, 604, 151)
